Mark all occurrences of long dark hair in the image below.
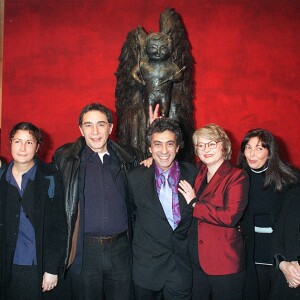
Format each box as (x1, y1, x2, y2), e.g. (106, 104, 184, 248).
(238, 128, 298, 192)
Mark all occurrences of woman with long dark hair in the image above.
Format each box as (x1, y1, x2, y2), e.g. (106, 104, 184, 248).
(238, 128, 300, 300)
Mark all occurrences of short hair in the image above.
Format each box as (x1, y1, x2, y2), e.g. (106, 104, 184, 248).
(147, 118, 183, 148)
(146, 32, 173, 52)
(9, 122, 43, 145)
(193, 123, 232, 160)
(78, 103, 113, 126)
(238, 128, 298, 192)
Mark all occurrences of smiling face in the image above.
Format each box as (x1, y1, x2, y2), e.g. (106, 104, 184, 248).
(196, 136, 224, 168)
(11, 130, 39, 166)
(244, 136, 269, 169)
(149, 130, 179, 171)
(79, 110, 113, 153)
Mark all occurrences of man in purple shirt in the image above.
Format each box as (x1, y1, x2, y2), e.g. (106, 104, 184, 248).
(127, 118, 198, 300)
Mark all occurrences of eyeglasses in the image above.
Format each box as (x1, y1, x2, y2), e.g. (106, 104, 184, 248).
(196, 141, 220, 151)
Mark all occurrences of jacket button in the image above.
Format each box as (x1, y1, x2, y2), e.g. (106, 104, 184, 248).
(199, 240, 203, 244)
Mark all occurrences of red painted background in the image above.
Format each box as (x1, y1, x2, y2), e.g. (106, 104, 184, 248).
(2, 0, 300, 167)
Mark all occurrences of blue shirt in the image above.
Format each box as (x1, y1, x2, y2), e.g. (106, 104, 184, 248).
(82, 145, 128, 236)
(6, 161, 37, 265)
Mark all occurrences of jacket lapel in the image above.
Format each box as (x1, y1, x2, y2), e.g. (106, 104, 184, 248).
(199, 161, 232, 200)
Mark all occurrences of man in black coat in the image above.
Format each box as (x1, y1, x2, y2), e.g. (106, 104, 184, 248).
(53, 103, 144, 300)
(128, 118, 198, 300)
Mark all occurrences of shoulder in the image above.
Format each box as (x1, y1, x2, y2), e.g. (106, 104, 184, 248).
(128, 164, 152, 178)
(36, 159, 59, 177)
(219, 161, 249, 182)
(108, 139, 145, 164)
(0, 164, 8, 181)
(54, 137, 85, 159)
(179, 161, 198, 174)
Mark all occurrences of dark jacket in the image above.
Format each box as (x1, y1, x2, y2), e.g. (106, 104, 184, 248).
(0, 160, 66, 299)
(128, 161, 198, 291)
(271, 183, 300, 299)
(241, 169, 294, 300)
(52, 137, 144, 272)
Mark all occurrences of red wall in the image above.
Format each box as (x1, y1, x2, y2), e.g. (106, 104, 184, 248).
(2, 0, 300, 167)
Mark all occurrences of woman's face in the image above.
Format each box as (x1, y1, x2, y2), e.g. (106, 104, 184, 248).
(244, 137, 269, 169)
(195, 135, 224, 167)
(11, 130, 39, 165)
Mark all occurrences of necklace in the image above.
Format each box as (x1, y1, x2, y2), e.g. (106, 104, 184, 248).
(250, 166, 268, 174)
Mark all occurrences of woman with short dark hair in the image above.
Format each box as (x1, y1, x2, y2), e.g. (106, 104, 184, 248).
(0, 122, 66, 299)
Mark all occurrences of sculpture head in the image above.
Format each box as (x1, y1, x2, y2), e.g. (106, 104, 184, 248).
(145, 32, 173, 61)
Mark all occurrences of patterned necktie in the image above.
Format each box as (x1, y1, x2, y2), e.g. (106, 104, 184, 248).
(160, 173, 181, 229)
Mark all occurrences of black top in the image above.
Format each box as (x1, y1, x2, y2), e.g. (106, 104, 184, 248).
(250, 168, 275, 264)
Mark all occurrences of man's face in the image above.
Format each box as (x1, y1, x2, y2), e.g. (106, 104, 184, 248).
(149, 130, 179, 171)
(79, 110, 113, 153)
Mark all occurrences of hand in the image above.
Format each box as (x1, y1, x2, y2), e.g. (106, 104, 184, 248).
(279, 261, 300, 288)
(42, 272, 58, 292)
(149, 104, 160, 125)
(140, 157, 153, 168)
(178, 180, 196, 204)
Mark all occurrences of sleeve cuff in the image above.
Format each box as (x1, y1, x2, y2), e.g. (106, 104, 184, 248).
(273, 254, 287, 269)
(189, 198, 198, 207)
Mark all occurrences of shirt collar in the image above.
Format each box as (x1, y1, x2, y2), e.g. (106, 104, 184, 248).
(155, 162, 171, 178)
(6, 160, 37, 184)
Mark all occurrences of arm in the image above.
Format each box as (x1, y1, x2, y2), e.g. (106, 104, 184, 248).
(43, 170, 67, 291)
(193, 171, 249, 227)
(127, 174, 137, 235)
(273, 185, 300, 288)
(131, 64, 145, 85)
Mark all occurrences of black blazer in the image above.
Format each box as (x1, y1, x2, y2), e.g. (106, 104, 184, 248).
(0, 160, 67, 299)
(128, 161, 198, 291)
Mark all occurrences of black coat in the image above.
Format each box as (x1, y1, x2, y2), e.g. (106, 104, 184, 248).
(240, 170, 284, 300)
(52, 137, 145, 272)
(270, 184, 300, 300)
(128, 161, 198, 291)
(0, 160, 67, 299)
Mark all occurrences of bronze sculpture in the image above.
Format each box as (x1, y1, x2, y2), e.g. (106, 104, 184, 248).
(115, 8, 195, 161)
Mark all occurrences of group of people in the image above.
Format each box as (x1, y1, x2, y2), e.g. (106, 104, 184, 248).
(0, 102, 299, 300)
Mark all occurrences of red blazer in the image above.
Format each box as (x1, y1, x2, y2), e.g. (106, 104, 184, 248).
(193, 160, 249, 275)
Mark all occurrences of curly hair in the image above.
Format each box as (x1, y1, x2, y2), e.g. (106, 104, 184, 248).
(147, 118, 183, 148)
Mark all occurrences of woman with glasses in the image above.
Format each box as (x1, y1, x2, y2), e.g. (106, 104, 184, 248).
(0, 122, 66, 299)
(178, 123, 249, 300)
(238, 128, 300, 300)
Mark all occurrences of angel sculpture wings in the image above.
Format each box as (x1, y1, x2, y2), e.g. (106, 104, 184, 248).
(115, 8, 195, 161)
